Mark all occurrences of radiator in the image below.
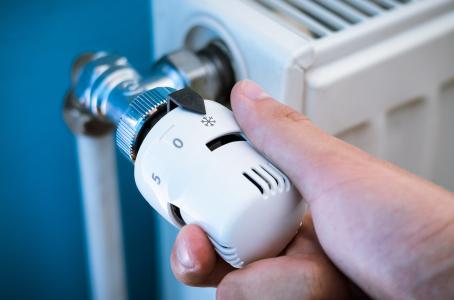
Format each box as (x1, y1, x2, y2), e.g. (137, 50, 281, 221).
(152, 0, 454, 299)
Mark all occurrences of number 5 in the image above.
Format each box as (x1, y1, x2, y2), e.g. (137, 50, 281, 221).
(152, 173, 161, 185)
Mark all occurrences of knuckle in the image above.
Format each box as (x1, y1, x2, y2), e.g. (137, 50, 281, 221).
(284, 110, 310, 123)
(269, 99, 311, 125)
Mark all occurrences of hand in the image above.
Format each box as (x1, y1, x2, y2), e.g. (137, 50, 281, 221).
(171, 80, 454, 299)
(171, 212, 351, 299)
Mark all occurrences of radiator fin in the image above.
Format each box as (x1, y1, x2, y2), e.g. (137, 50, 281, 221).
(253, 0, 414, 38)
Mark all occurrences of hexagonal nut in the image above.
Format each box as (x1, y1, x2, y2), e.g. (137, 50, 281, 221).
(165, 49, 208, 93)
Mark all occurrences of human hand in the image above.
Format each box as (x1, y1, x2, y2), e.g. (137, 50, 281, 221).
(171, 212, 352, 299)
(171, 80, 454, 299)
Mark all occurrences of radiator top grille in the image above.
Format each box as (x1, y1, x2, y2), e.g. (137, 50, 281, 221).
(253, 0, 415, 38)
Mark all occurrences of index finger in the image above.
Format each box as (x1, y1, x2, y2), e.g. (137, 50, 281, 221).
(171, 224, 234, 287)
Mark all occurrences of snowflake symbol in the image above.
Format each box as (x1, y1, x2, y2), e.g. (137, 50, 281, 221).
(201, 116, 216, 127)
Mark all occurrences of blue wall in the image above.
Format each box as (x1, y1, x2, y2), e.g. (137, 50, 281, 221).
(0, 0, 160, 298)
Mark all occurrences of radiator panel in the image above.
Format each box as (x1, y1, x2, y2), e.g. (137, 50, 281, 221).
(152, 1, 454, 299)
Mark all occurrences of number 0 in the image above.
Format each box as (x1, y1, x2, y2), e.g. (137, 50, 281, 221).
(173, 138, 183, 148)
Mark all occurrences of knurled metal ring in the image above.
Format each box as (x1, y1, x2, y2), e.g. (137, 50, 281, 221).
(116, 87, 175, 162)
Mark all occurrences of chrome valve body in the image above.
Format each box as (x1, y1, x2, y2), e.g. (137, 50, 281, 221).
(64, 42, 235, 161)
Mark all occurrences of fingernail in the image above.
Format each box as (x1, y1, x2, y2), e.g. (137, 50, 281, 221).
(176, 238, 195, 270)
(238, 80, 268, 100)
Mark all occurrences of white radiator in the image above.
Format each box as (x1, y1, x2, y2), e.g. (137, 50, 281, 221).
(151, 0, 454, 298)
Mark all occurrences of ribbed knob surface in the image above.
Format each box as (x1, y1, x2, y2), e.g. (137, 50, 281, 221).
(116, 87, 175, 161)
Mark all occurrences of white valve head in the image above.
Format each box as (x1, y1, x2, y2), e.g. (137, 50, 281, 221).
(134, 88, 306, 268)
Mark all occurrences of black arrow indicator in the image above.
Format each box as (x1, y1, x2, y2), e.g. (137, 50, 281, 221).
(167, 88, 206, 115)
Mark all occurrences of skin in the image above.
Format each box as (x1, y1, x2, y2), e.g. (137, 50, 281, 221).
(170, 80, 454, 300)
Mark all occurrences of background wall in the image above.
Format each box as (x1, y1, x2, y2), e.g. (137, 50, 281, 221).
(0, 0, 161, 298)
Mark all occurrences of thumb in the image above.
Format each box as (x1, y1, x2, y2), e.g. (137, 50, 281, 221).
(231, 80, 454, 299)
(230, 80, 374, 203)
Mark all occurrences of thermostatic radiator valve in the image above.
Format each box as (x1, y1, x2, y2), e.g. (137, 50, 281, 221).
(64, 43, 305, 268)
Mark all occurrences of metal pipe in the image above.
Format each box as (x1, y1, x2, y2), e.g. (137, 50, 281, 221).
(76, 134, 128, 300)
(64, 41, 235, 300)
(70, 42, 234, 127)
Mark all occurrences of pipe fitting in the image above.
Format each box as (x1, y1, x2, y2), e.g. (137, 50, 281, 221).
(64, 41, 235, 158)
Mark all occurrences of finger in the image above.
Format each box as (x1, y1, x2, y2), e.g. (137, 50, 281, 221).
(216, 255, 350, 300)
(230, 80, 374, 204)
(171, 224, 234, 287)
(231, 80, 454, 299)
(284, 211, 323, 257)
